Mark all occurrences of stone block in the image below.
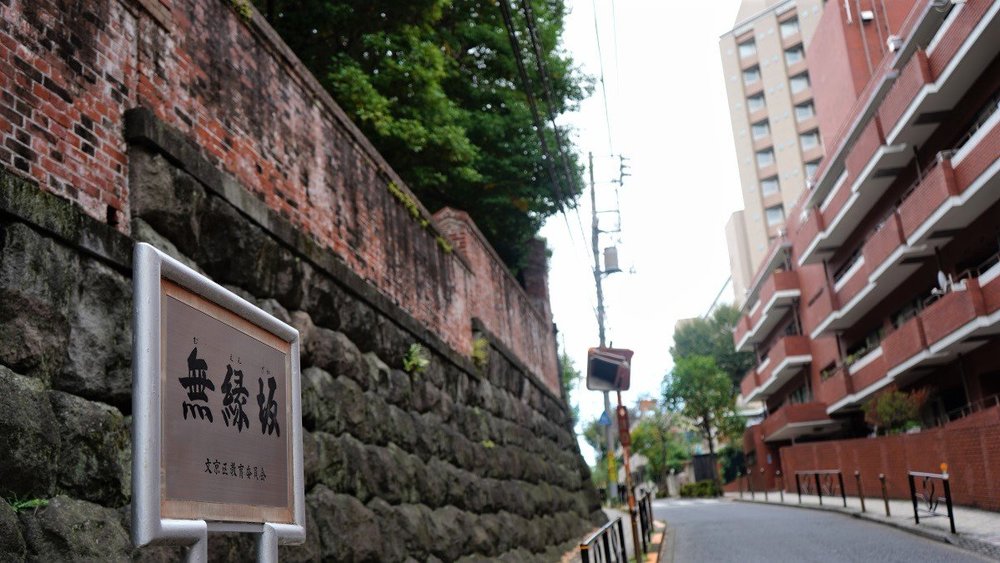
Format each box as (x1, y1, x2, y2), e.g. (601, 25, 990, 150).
(0, 366, 59, 499)
(50, 391, 130, 506)
(0, 499, 25, 562)
(0, 223, 76, 381)
(19, 496, 130, 561)
(60, 258, 132, 406)
(307, 486, 382, 562)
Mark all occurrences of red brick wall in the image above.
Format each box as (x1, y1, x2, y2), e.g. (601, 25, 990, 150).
(928, 0, 996, 79)
(898, 160, 957, 238)
(780, 407, 1000, 510)
(0, 0, 560, 391)
(954, 119, 1000, 192)
(882, 315, 926, 370)
(879, 50, 932, 136)
(920, 280, 985, 346)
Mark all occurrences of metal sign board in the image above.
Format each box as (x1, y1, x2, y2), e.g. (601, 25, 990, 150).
(132, 243, 305, 561)
(585, 347, 634, 391)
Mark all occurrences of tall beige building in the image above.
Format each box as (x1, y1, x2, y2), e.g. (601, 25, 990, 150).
(721, 0, 826, 305)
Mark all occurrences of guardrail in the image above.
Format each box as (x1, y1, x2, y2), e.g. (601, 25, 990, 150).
(579, 516, 628, 563)
(908, 469, 956, 534)
(636, 488, 655, 555)
(795, 470, 847, 507)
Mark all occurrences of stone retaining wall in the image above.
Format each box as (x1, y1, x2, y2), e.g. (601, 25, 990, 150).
(0, 146, 603, 560)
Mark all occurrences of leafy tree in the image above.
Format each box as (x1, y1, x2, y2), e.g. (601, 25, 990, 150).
(582, 416, 608, 460)
(662, 355, 744, 480)
(559, 351, 580, 423)
(864, 387, 929, 434)
(252, 0, 589, 269)
(630, 410, 690, 487)
(671, 304, 755, 388)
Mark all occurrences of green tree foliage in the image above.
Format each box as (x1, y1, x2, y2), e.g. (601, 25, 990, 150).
(864, 387, 928, 434)
(670, 305, 755, 389)
(662, 355, 744, 479)
(630, 411, 690, 487)
(253, 0, 589, 269)
(582, 415, 608, 459)
(559, 351, 580, 423)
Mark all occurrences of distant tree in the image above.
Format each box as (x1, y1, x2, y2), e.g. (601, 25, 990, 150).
(559, 351, 580, 423)
(630, 409, 690, 487)
(582, 416, 608, 459)
(670, 304, 755, 389)
(662, 355, 744, 481)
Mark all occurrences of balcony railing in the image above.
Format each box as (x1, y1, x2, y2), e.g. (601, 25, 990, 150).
(761, 401, 834, 443)
(740, 368, 759, 399)
(816, 366, 852, 407)
(747, 335, 812, 401)
(734, 270, 800, 352)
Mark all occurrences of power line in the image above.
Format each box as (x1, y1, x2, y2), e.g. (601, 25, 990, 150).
(497, 0, 569, 209)
(590, 0, 614, 155)
(519, 0, 582, 200)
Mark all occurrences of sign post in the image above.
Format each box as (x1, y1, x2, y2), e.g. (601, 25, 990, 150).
(131, 243, 305, 562)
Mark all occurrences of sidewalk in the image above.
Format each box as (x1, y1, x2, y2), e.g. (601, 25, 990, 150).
(727, 490, 1000, 559)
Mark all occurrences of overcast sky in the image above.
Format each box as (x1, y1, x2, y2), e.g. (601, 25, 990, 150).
(540, 0, 745, 464)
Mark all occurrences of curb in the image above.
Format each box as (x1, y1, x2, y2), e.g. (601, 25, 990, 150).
(730, 497, 1000, 560)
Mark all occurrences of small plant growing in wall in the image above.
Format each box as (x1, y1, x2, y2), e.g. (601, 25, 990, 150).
(403, 343, 430, 375)
(229, 0, 253, 21)
(471, 335, 490, 370)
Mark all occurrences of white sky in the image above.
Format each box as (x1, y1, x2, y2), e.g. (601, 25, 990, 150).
(541, 0, 745, 464)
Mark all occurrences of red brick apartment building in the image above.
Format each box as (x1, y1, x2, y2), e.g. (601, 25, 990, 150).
(732, 0, 1000, 506)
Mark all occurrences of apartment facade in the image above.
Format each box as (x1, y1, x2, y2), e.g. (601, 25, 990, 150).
(721, 0, 826, 306)
(733, 0, 1000, 490)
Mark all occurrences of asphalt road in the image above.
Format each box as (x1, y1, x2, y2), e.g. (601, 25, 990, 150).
(653, 498, 993, 563)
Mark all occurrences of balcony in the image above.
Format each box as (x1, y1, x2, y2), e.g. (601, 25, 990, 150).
(746, 335, 812, 402)
(816, 366, 851, 407)
(806, 118, 1000, 339)
(740, 368, 759, 400)
(796, 118, 910, 267)
(883, 274, 1000, 386)
(734, 270, 801, 352)
(761, 401, 839, 443)
(886, 2, 1000, 149)
(825, 347, 892, 414)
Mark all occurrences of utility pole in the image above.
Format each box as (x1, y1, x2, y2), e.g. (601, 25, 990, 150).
(589, 151, 617, 503)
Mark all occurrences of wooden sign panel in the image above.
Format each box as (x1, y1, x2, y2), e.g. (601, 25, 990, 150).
(160, 281, 293, 523)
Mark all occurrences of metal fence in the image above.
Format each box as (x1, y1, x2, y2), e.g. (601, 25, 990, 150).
(908, 470, 956, 534)
(636, 488, 655, 555)
(579, 516, 628, 563)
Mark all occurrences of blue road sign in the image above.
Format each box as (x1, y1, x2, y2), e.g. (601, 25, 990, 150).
(598, 411, 611, 426)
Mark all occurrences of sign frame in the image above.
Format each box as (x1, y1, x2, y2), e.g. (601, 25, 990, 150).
(132, 243, 305, 561)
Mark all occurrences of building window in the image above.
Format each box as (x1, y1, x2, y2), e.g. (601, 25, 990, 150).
(784, 44, 805, 65)
(743, 66, 761, 86)
(761, 176, 780, 196)
(738, 40, 757, 59)
(800, 129, 821, 150)
(747, 93, 766, 112)
(790, 72, 810, 94)
(805, 159, 821, 179)
(765, 204, 785, 226)
(751, 120, 770, 139)
(795, 101, 815, 121)
(780, 17, 800, 38)
(756, 148, 775, 168)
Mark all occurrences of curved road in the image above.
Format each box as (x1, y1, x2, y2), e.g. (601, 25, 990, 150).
(653, 498, 992, 562)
